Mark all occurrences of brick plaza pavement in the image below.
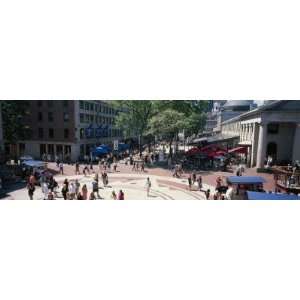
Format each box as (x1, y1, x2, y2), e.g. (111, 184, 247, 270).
(1, 161, 276, 200)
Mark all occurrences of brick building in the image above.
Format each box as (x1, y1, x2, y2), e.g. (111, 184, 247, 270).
(4, 100, 123, 162)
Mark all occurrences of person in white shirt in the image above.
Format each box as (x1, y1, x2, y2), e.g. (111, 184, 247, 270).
(225, 184, 234, 200)
(145, 177, 152, 197)
(42, 182, 49, 200)
(69, 182, 76, 200)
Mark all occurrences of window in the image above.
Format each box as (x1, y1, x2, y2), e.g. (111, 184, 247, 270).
(38, 112, 43, 121)
(85, 114, 89, 123)
(90, 115, 94, 122)
(63, 112, 69, 122)
(47, 100, 53, 107)
(267, 123, 279, 134)
(37, 101, 43, 107)
(80, 128, 85, 139)
(48, 112, 54, 122)
(99, 105, 102, 113)
(95, 104, 98, 112)
(80, 113, 84, 123)
(38, 128, 44, 138)
(90, 103, 94, 111)
(80, 101, 84, 109)
(63, 100, 69, 107)
(64, 129, 69, 139)
(85, 102, 89, 110)
(49, 128, 54, 138)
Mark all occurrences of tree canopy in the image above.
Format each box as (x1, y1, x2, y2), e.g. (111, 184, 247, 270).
(1, 100, 30, 143)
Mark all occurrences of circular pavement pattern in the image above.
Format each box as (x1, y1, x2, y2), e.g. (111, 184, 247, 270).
(2, 173, 211, 200)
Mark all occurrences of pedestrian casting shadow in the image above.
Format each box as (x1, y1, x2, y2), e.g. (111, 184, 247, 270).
(148, 195, 158, 198)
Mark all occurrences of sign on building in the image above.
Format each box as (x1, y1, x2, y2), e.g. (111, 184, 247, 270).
(113, 140, 119, 151)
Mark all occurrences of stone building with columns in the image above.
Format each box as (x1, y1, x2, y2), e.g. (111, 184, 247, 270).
(221, 100, 300, 168)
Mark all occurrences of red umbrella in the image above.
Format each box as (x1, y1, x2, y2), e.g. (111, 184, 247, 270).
(228, 147, 247, 154)
(186, 147, 201, 155)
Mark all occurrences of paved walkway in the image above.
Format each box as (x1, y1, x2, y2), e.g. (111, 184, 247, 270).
(1, 161, 276, 200)
(2, 172, 210, 200)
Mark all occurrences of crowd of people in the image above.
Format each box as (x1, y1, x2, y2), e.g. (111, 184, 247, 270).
(26, 166, 126, 200)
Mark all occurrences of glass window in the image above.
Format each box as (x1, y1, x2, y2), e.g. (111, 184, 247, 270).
(80, 101, 84, 109)
(37, 101, 43, 107)
(63, 112, 69, 122)
(47, 100, 53, 107)
(49, 128, 54, 138)
(80, 128, 85, 139)
(85, 102, 89, 110)
(38, 112, 43, 121)
(80, 113, 84, 123)
(90, 103, 94, 111)
(48, 112, 54, 122)
(90, 115, 94, 122)
(38, 128, 44, 138)
(64, 129, 69, 139)
(63, 100, 69, 107)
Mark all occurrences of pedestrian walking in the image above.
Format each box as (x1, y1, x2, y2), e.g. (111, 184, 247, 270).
(27, 182, 35, 200)
(145, 177, 151, 196)
(89, 192, 96, 200)
(61, 183, 68, 200)
(83, 165, 89, 176)
(42, 182, 49, 200)
(111, 190, 117, 200)
(132, 162, 136, 171)
(82, 184, 88, 200)
(75, 179, 80, 196)
(75, 162, 80, 175)
(205, 189, 210, 200)
(192, 171, 196, 185)
(197, 175, 202, 191)
(69, 182, 76, 199)
(59, 162, 64, 175)
(92, 179, 101, 199)
(141, 162, 145, 172)
(188, 175, 192, 190)
(113, 163, 117, 172)
(118, 190, 124, 200)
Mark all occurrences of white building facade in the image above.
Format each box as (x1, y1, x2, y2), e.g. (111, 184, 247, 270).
(221, 101, 300, 168)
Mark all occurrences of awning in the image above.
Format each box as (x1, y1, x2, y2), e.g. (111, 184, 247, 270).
(92, 146, 110, 155)
(206, 134, 239, 144)
(227, 176, 266, 185)
(247, 191, 300, 200)
(228, 147, 247, 154)
(191, 137, 208, 143)
(22, 160, 46, 168)
(186, 147, 202, 155)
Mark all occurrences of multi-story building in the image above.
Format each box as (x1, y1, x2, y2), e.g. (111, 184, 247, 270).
(0, 101, 3, 156)
(221, 100, 300, 168)
(5, 100, 123, 161)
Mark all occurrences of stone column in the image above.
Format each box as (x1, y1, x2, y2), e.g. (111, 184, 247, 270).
(256, 122, 268, 168)
(292, 123, 300, 162)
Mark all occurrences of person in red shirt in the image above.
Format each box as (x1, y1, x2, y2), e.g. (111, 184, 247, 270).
(118, 190, 124, 200)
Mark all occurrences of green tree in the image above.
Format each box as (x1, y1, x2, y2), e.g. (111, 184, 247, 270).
(148, 109, 186, 157)
(1, 100, 30, 144)
(112, 100, 154, 153)
(152, 100, 209, 136)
